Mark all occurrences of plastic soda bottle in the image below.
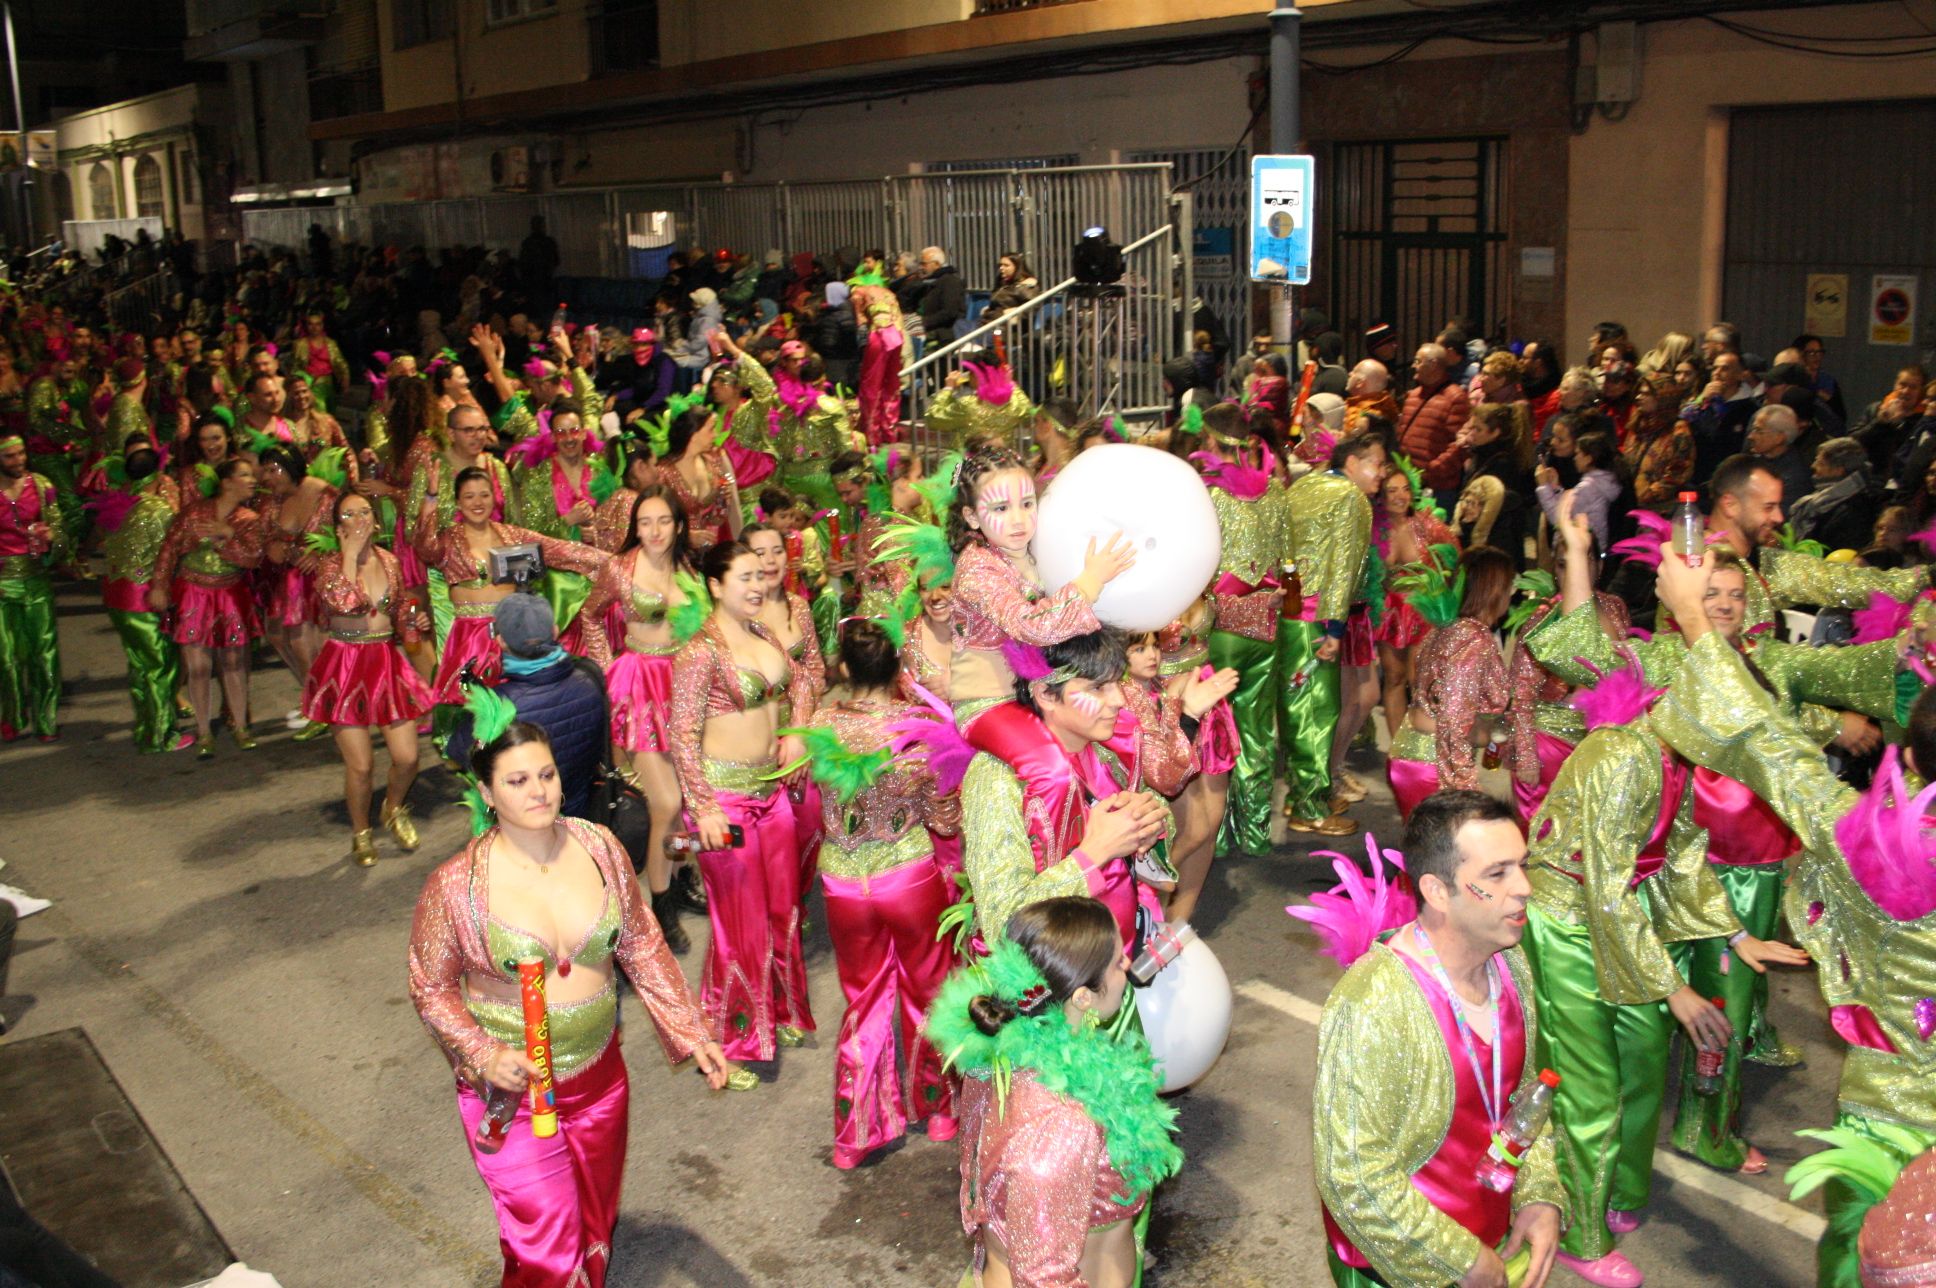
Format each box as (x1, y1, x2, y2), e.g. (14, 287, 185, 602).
(1694, 997, 1729, 1094)
(1672, 490, 1704, 566)
(1477, 1069, 1562, 1192)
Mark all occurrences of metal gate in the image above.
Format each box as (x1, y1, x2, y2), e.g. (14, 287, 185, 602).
(1329, 137, 1510, 354)
(1133, 147, 1249, 361)
(1724, 99, 1936, 412)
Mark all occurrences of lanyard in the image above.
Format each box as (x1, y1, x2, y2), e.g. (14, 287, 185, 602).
(1411, 926, 1504, 1129)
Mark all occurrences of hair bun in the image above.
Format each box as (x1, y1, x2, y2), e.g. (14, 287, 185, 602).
(967, 993, 1017, 1037)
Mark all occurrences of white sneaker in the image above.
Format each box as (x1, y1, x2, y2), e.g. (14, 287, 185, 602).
(0, 882, 51, 917)
(283, 709, 306, 729)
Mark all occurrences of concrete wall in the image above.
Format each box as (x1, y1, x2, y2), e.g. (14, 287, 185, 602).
(657, 0, 963, 66)
(379, 2, 590, 114)
(1565, 5, 1936, 365)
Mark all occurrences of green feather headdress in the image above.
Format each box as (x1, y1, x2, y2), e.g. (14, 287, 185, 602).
(194, 462, 218, 499)
(923, 938, 1184, 1198)
(1391, 543, 1465, 630)
(459, 680, 520, 835)
(865, 446, 895, 519)
(1392, 451, 1449, 522)
(101, 452, 131, 490)
(587, 456, 619, 505)
(1502, 568, 1558, 634)
(1787, 1119, 1935, 1287)
(871, 514, 955, 588)
(303, 528, 341, 555)
(669, 569, 711, 642)
(767, 723, 893, 804)
(244, 426, 280, 457)
(912, 451, 963, 519)
(1775, 523, 1827, 559)
(308, 445, 349, 492)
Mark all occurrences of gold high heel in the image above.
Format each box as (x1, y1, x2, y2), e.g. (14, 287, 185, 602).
(776, 1026, 806, 1048)
(350, 828, 379, 867)
(382, 802, 420, 852)
(230, 724, 258, 751)
(724, 1068, 760, 1092)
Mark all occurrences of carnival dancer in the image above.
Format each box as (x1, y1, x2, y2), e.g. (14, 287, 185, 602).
(413, 458, 609, 711)
(1304, 792, 1564, 1288)
(508, 399, 620, 651)
(1517, 498, 1807, 1287)
(1281, 432, 1385, 835)
(281, 375, 357, 479)
(1190, 402, 1291, 854)
(407, 715, 737, 1288)
(0, 435, 68, 741)
(25, 356, 93, 556)
(1124, 620, 1238, 924)
(925, 896, 1183, 1288)
(580, 484, 710, 953)
(668, 539, 819, 1067)
(291, 312, 349, 412)
(150, 459, 267, 758)
(303, 493, 434, 867)
(355, 374, 438, 680)
(1385, 546, 1516, 820)
(105, 356, 154, 450)
(705, 331, 778, 509)
(923, 356, 1035, 456)
(1647, 546, 1936, 1287)
(1375, 458, 1460, 741)
(175, 413, 234, 506)
(641, 398, 741, 551)
(407, 405, 514, 666)
(91, 438, 190, 753)
(956, 631, 1170, 953)
(255, 442, 341, 712)
(769, 341, 846, 512)
(476, 324, 602, 444)
(850, 284, 905, 447)
(746, 523, 827, 886)
(789, 621, 959, 1168)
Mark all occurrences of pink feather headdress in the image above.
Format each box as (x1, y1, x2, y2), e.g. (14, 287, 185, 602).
(1189, 449, 1272, 500)
(885, 682, 976, 793)
(1851, 590, 1917, 645)
(1570, 649, 1665, 731)
(1285, 833, 1416, 969)
(1835, 746, 1936, 921)
(963, 361, 1015, 407)
(1001, 639, 1052, 682)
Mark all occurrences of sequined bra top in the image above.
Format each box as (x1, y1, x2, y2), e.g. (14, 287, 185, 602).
(466, 888, 624, 1080)
(484, 887, 621, 978)
(629, 585, 669, 624)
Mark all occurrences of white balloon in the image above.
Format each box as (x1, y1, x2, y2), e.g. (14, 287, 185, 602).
(1134, 932, 1233, 1093)
(1033, 444, 1222, 632)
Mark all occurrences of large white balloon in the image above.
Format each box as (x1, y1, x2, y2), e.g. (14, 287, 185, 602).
(1033, 444, 1221, 632)
(1134, 932, 1233, 1093)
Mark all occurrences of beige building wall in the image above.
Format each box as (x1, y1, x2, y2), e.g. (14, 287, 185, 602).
(1565, 5, 1936, 362)
(55, 84, 218, 238)
(658, 0, 965, 66)
(379, 2, 590, 114)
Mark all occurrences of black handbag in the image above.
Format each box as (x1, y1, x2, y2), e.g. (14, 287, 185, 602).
(572, 658, 656, 872)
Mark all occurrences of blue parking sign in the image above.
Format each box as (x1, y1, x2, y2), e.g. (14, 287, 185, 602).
(1250, 154, 1314, 285)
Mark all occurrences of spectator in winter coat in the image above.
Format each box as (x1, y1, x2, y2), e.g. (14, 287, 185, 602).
(1853, 365, 1930, 479)
(1788, 437, 1881, 554)
(1746, 403, 1814, 518)
(916, 246, 966, 340)
(1310, 332, 1348, 398)
(1683, 349, 1761, 486)
(600, 327, 678, 424)
(1452, 403, 1530, 567)
(446, 595, 608, 821)
(1396, 342, 1470, 501)
(1537, 429, 1622, 555)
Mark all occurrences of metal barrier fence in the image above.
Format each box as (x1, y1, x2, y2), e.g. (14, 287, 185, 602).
(103, 268, 179, 332)
(237, 164, 1179, 295)
(61, 217, 164, 264)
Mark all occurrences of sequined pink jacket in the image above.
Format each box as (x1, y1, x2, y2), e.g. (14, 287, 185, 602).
(668, 616, 815, 817)
(406, 819, 712, 1080)
(312, 546, 426, 640)
(1411, 616, 1510, 790)
(958, 1071, 1145, 1288)
(951, 542, 1101, 698)
(412, 513, 609, 586)
(1117, 678, 1196, 798)
(1505, 592, 1631, 773)
(808, 701, 961, 844)
(153, 497, 267, 585)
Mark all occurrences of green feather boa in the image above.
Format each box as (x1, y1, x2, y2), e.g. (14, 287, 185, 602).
(924, 939, 1183, 1199)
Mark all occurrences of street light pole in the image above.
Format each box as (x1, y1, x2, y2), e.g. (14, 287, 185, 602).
(1268, 6, 1302, 351)
(3, 3, 30, 249)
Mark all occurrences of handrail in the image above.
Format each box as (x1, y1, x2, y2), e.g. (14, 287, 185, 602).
(901, 222, 1174, 384)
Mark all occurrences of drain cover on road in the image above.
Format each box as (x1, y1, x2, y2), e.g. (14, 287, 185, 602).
(0, 1027, 231, 1286)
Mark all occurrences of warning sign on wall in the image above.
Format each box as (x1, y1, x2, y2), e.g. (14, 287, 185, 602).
(1870, 274, 1918, 346)
(1804, 273, 1846, 338)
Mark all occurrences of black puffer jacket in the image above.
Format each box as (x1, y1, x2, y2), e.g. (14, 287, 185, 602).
(446, 655, 608, 820)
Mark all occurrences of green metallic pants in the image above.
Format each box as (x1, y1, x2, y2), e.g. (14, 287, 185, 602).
(1522, 903, 1671, 1260)
(1275, 619, 1341, 821)
(1210, 629, 1277, 855)
(0, 572, 59, 737)
(108, 608, 182, 753)
(427, 570, 458, 744)
(1669, 863, 1784, 1171)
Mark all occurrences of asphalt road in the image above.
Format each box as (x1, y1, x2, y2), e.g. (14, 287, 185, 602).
(1, 578, 1837, 1286)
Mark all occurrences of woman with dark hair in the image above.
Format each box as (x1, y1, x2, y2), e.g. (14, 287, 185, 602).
(356, 373, 439, 678)
(582, 483, 704, 948)
(668, 538, 818, 1069)
(281, 373, 355, 474)
(174, 412, 235, 502)
(926, 895, 1182, 1288)
(408, 717, 734, 1288)
(1373, 461, 1459, 743)
(793, 621, 961, 1168)
(413, 460, 609, 708)
(149, 457, 266, 758)
(255, 443, 337, 708)
(646, 403, 741, 550)
(1619, 374, 1694, 517)
(1385, 545, 1517, 818)
(304, 492, 434, 866)
(745, 521, 827, 884)
(1537, 428, 1622, 559)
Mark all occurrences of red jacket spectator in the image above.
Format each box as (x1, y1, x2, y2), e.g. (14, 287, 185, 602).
(1396, 350, 1471, 492)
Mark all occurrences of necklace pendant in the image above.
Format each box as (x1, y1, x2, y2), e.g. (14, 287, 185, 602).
(558, 960, 571, 978)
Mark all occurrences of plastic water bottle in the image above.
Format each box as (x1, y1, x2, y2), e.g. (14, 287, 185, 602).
(1477, 1068, 1561, 1192)
(1694, 996, 1729, 1094)
(551, 302, 569, 331)
(1671, 490, 1704, 567)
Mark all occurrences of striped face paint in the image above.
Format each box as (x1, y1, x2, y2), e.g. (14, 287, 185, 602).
(1066, 686, 1106, 718)
(974, 471, 1037, 550)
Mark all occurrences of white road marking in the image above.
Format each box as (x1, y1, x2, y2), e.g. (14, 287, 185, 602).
(1233, 979, 1828, 1242)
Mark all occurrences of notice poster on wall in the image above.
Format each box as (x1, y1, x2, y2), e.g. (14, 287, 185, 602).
(1870, 274, 1917, 346)
(1804, 273, 1847, 338)
(1249, 155, 1314, 285)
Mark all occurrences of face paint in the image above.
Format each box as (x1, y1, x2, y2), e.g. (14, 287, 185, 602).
(1465, 882, 1494, 901)
(1067, 687, 1106, 718)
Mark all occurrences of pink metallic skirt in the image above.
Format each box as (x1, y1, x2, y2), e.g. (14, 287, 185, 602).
(302, 637, 434, 727)
(1342, 605, 1375, 667)
(1375, 595, 1431, 649)
(606, 648, 674, 754)
(170, 576, 258, 649)
(431, 613, 503, 704)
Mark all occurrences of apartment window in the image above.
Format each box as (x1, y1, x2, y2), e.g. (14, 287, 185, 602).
(486, 0, 556, 25)
(88, 163, 115, 220)
(393, 0, 451, 49)
(133, 155, 165, 219)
